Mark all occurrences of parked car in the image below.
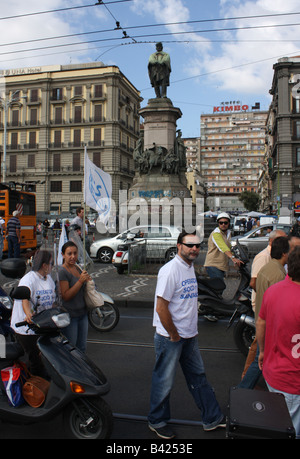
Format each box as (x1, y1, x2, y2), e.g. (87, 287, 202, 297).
(230, 223, 291, 257)
(90, 225, 181, 263)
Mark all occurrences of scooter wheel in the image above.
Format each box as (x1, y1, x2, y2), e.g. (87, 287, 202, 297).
(233, 320, 256, 356)
(88, 302, 120, 332)
(63, 396, 113, 439)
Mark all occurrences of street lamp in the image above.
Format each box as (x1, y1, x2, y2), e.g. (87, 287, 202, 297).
(0, 90, 23, 183)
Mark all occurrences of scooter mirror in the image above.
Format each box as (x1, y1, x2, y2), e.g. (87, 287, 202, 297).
(10, 286, 31, 300)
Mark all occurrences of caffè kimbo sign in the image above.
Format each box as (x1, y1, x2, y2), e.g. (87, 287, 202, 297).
(213, 101, 260, 113)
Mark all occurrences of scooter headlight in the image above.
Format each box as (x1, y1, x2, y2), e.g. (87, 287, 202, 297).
(52, 313, 70, 328)
(0, 296, 13, 310)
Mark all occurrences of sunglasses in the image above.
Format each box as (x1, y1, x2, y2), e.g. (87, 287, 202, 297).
(218, 221, 229, 225)
(181, 242, 201, 249)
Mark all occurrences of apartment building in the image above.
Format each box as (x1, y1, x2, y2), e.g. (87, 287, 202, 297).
(266, 57, 300, 217)
(200, 104, 268, 211)
(0, 62, 141, 216)
(183, 137, 206, 205)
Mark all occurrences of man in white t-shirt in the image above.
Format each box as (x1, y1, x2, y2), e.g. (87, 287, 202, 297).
(148, 231, 225, 439)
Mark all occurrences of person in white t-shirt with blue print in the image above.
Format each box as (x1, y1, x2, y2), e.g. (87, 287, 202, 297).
(148, 230, 225, 439)
(11, 250, 56, 377)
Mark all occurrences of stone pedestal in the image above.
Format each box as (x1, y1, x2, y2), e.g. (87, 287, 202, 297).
(129, 98, 190, 204)
(140, 98, 182, 151)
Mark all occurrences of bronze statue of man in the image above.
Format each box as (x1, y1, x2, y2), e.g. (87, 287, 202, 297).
(148, 42, 171, 98)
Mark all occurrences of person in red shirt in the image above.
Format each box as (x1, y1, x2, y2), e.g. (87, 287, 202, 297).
(257, 246, 300, 438)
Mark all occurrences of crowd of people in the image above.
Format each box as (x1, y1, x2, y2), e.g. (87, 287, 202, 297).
(4, 208, 300, 439)
(201, 212, 300, 439)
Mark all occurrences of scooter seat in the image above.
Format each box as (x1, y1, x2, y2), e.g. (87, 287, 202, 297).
(198, 276, 226, 292)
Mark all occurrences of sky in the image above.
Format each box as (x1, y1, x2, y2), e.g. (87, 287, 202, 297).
(1, 0, 300, 137)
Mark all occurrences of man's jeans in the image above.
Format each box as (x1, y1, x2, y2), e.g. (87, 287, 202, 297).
(238, 345, 262, 389)
(8, 236, 20, 258)
(206, 266, 225, 279)
(267, 382, 300, 439)
(148, 333, 223, 430)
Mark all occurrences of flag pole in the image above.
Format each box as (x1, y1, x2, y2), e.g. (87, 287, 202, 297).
(83, 145, 87, 270)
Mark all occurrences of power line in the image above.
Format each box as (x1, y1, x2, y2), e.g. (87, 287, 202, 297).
(2, 12, 300, 50)
(0, 0, 133, 21)
(1, 21, 300, 58)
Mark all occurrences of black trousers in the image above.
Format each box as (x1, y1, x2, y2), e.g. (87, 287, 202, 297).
(16, 333, 46, 377)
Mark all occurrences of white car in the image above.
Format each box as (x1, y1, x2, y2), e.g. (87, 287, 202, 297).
(90, 225, 181, 263)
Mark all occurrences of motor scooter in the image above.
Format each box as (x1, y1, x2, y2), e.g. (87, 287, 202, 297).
(0, 286, 14, 339)
(197, 241, 255, 355)
(0, 258, 27, 341)
(0, 260, 113, 439)
(112, 232, 143, 274)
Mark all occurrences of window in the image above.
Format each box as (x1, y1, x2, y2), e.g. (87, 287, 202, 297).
(73, 152, 81, 171)
(50, 202, 61, 213)
(52, 88, 63, 101)
(70, 181, 82, 192)
(28, 154, 35, 168)
(30, 89, 38, 102)
(297, 148, 300, 166)
(74, 105, 82, 123)
(93, 152, 101, 167)
(53, 153, 61, 172)
(54, 130, 61, 147)
(55, 107, 62, 124)
(94, 104, 102, 121)
(94, 128, 101, 146)
(29, 132, 36, 148)
(50, 181, 62, 192)
(10, 155, 17, 172)
(30, 108, 37, 125)
(11, 132, 18, 148)
(294, 121, 300, 139)
(12, 109, 19, 126)
(94, 85, 103, 97)
(74, 86, 82, 96)
(74, 129, 81, 146)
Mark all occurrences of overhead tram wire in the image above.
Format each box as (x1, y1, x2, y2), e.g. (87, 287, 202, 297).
(2, 13, 300, 50)
(1, 20, 300, 58)
(0, 6, 299, 23)
(0, 0, 133, 21)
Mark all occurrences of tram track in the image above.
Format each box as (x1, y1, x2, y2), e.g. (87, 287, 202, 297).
(87, 337, 240, 353)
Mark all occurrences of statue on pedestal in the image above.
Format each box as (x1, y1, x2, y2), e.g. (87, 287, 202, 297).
(148, 42, 171, 98)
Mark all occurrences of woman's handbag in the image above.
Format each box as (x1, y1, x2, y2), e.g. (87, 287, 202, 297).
(76, 265, 104, 310)
(84, 278, 105, 310)
(22, 375, 50, 408)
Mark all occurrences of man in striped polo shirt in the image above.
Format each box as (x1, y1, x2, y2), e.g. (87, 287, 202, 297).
(7, 210, 21, 258)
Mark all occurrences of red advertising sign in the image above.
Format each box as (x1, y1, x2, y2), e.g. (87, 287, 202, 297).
(213, 105, 249, 113)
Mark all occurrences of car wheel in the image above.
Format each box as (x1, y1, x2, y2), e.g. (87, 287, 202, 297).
(98, 247, 113, 263)
(165, 248, 177, 262)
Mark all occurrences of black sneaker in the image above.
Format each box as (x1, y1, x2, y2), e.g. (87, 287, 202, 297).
(149, 424, 175, 439)
(203, 416, 226, 432)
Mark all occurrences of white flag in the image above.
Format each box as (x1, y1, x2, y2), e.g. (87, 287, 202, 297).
(84, 150, 112, 224)
(57, 223, 68, 265)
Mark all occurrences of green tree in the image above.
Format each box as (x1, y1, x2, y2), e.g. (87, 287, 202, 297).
(239, 191, 260, 211)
